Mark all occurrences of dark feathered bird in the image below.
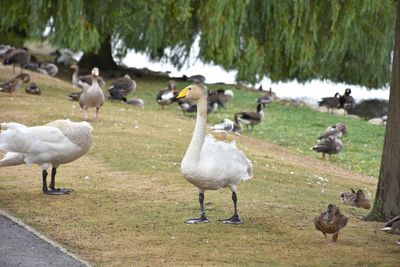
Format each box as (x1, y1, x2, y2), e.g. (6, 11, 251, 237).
(257, 88, 274, 107)
(318, 123, 348, 141)
(314, 204, 348, 242)
(208, 89, 234, 106)
(235, 104, 264, 131)
(2, 48, 31, 73)
(380, 214, 400, 245)
(108, 74, 136, 101)
(0, 73, 30, 96)
(313, 135, 342, 160)
(318, 93, 340, 113)
(156, 80, 178, 109)
(339, 88, 356, 113)
(340, 188, 371, 209)
(25, 83, 41, 95)
(67, 92, 81, 101)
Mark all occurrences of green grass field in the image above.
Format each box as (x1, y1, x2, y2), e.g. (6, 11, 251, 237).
(0, 67, 398, 266)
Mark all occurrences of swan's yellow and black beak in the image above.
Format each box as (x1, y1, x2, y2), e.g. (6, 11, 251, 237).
(176, 87, 190, 99)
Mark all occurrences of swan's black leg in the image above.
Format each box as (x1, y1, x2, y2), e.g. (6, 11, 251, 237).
(185, 192, 210, 224)
(44, 167, 73, 195)
(42, 170, 49, 193)
(220, 192, 243, 224)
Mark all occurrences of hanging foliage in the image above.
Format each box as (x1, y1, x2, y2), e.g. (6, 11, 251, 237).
(0, 0, 396, 87)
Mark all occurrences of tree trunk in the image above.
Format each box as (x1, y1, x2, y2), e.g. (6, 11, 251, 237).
(366, 1, 400, 222)
(78, 35, 118, 73)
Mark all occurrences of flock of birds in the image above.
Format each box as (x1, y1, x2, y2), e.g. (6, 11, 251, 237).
(0, 46, 399, 244)
(318, 88, 356, 114)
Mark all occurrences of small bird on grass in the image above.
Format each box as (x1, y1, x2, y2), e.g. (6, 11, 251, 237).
(314, 204, 348, 242)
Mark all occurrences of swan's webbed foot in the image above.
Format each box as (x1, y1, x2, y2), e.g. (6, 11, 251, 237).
(220, 214, 243, 224)
(185, 214, 210, 224)
(44, 188, 73, 195)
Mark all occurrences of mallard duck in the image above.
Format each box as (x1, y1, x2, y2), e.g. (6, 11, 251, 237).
(257, 88, 274, 107)
(209, 119, 234, 138)
(235, 104, 264, 131)
(340, 188, 371, 209)
(25, 83, 41, 95)
(176, 84, 253, 224)
(126, 97, 144, 109)
(339, 88, 356, 113)
(0, 73, 30, 96)
(2, 48, 31, 73)
(70, 64, 105, 89)
(37, 62, 59, 77)
(78, 67, 105, 121)
(314, 204, 348, 242)
(156, 80, 178, 109)
(0, 119, 93, 194)
(312, 135, 342, 160)
(108, 74, 136, 101)
(318, 93, 340, 113)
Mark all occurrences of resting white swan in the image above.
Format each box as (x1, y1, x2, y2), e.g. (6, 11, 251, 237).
(0, 119, 93, 195)
(176, 84, 253, 224)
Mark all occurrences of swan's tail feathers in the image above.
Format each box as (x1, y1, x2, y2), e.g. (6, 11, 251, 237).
(0, 152, 25, 167)
(243, 159, 253, 181)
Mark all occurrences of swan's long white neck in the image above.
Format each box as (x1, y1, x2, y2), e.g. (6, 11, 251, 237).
(183, 97, 208, 163)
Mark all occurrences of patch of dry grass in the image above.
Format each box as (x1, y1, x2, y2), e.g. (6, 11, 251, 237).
(0, 66, 399, 266)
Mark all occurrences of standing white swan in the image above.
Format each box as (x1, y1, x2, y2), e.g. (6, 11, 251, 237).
(0, 119, 93, 195)
(176, 84, 253, 224)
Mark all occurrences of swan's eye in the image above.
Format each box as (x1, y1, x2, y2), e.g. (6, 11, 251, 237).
(188, 87, 191, 91)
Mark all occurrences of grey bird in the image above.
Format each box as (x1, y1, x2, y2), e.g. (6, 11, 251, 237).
(2, 48, 31, 73)
(78, 67, 105, 121)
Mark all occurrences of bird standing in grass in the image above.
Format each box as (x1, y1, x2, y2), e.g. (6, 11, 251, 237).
(2, 48, 31, 73)
(318, 93, 340, 113)
(79, 67, 105, 121)
(314, 204, 348, 242)
(0, 73, 30, 96)
(235, 104, 264, 131)
(176, 84, 252, 224)
(0, 119, 93, 195)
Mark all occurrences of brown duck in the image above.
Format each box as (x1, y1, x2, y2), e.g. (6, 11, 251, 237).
(0, 73, 30, 96)
(340, 188, 371, 209)
(314, 204, 348, 242)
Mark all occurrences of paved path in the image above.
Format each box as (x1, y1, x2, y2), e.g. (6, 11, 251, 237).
(0, 210, 90, 267)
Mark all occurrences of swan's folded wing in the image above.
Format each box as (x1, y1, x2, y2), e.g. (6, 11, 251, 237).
(0, 125, 78, 155)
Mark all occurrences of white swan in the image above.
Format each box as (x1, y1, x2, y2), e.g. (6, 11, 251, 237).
(0, 119, 93, 195)
(176, 84, 253, 224)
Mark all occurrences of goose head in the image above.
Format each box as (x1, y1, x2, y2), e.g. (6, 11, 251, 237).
(91, 67, 99, 77)
(345, 88, 351, 95)
(177, 84, 207, 103)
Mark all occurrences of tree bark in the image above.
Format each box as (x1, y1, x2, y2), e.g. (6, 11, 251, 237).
(78, 35, 118, 73)
(366, 1, 400, 221)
